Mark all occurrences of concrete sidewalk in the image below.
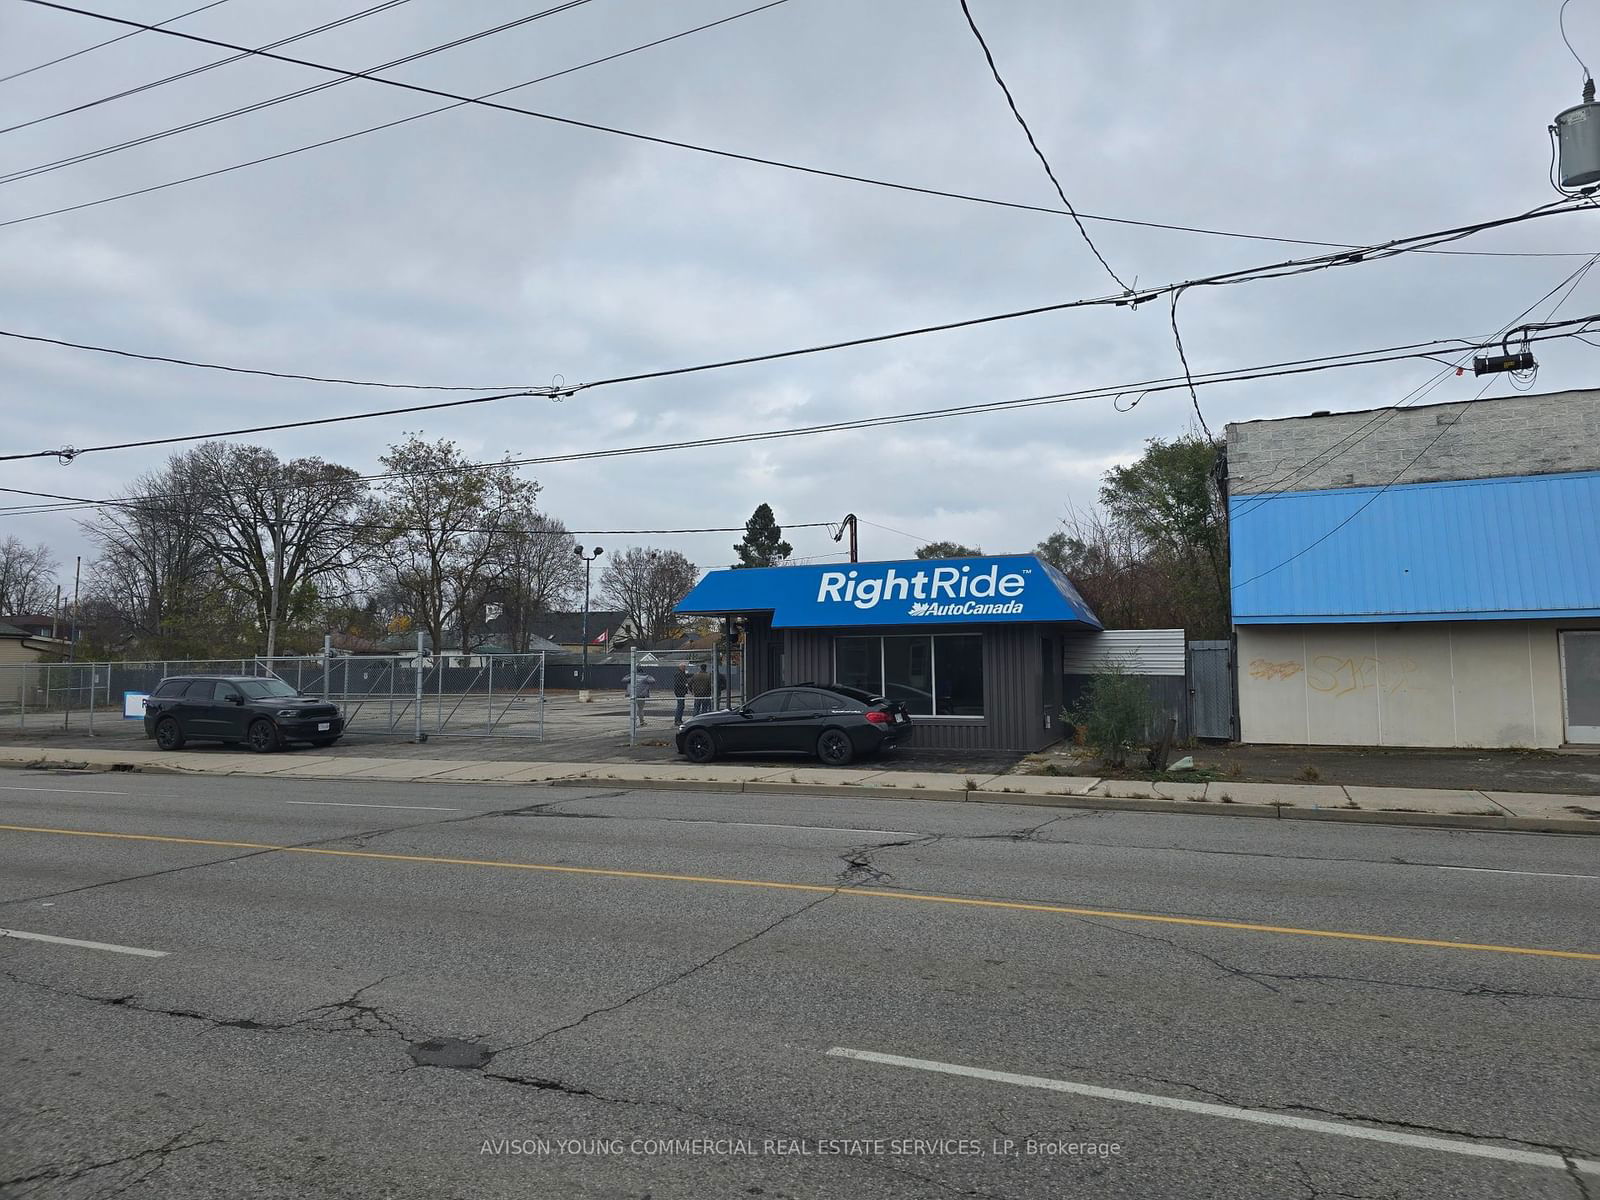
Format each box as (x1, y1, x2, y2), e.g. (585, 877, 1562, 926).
(4, 744, 1597, 835)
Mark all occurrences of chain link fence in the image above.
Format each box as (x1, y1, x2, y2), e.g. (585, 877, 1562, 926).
(0, 649, 549, 741)
(0, 641, 744, 749)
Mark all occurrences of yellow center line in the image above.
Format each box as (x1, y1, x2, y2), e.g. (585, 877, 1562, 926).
(3, 822, 1597, 962)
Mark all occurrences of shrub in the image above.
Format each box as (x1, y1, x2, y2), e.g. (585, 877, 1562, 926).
(1068, 664, 1155, 770)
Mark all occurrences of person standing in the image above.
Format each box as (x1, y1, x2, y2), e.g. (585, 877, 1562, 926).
(689, 663, 713, 716)
(626, 668, 657, 726)
(672, 663, 692, 725)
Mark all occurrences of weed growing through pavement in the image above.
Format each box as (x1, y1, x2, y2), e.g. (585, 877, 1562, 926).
(1299, 765, 1321, 781)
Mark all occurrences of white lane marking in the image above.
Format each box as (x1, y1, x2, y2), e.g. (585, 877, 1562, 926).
(1, 929, 168, 958)
(284, 800, 457, 812)
(0, 785, 128, 796)
(826, 1049, 1600, 1176)
(1429, 865, 1597, 881)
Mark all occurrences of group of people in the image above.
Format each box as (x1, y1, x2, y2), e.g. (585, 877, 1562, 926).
(624, 662, 718, 726)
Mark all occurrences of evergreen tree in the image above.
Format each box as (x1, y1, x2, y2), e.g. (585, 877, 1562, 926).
(733, 503, 793, 568)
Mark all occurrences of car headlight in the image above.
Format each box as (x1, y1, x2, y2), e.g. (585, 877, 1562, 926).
(276, 708, 299, 718)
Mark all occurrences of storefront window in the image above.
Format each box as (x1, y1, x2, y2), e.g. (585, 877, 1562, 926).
(833, 634, 984, 717)
(835, 637, 880, 696)
(934, 635, 983, 715)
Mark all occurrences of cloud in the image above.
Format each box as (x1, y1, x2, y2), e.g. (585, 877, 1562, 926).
(1, 0, 1593, 583)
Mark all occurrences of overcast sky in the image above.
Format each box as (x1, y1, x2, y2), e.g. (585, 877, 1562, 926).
(2, 0, 1596, 588)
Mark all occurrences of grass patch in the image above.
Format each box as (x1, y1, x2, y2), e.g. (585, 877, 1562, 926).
(1299, 765, 1321, 781)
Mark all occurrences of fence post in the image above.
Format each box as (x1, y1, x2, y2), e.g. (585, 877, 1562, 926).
(486, 656, 494, 735)
(436, 648, 444, 733)
(538, 653, 545, 741)
(18, 667, 25, 730)
(712, 643, 721, 712)
(628, 646, 637, 747)
(414, 632, 425, 743)
(59, 664, 69, 733)
(87, 665, 96, 736)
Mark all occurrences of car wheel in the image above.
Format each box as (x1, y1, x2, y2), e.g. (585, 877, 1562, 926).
(682, 728, 717, 764)
(154, 717, 185, 751)
(816, 728, 855, 767)
(247, 719, 281, 753)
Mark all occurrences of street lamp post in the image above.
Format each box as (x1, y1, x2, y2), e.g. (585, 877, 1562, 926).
(574, 544, 604, 697)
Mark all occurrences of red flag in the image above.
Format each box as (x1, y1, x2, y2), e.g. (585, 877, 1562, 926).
(592, 629, 609, 644)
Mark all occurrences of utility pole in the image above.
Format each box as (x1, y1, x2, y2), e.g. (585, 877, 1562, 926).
(51, 584, 61, 640)
(67, 556, 81, 662)
(573, 544, 604, 699)
(833, 513, 858, 563)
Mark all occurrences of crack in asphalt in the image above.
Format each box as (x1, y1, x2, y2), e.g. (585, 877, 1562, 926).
(0, 791, 634, 907)
(496, 889, 840, 1056)
(1076, 917, 1284, 994)
(836, 833, 944, 886)
(1074, 917, 1600, 1006)
(0, 1126, 218, 1199)
(1118, 1066, 1600, 1168)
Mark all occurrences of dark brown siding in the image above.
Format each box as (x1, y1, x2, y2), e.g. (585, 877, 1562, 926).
(778, 623, 1064, 752)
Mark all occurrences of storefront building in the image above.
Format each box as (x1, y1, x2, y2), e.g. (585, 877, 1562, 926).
(674, 555, 1102, 752)
(1227, 389, 1600, 748)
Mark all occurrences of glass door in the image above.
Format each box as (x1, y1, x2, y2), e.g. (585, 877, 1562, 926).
(1560, 630, 1600, 744)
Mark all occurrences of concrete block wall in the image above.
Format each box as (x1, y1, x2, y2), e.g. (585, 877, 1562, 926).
(1225, 388, 1600, 495)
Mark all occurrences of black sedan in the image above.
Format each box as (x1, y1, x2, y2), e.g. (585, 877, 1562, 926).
(674, 683, 912, 766)
(143, 674, 344, 752)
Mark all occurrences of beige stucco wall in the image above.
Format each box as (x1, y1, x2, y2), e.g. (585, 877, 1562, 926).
(1237, 619, 1600, 748)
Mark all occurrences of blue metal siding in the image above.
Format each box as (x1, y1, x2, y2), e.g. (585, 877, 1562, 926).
(1230, 470, 1600, 623)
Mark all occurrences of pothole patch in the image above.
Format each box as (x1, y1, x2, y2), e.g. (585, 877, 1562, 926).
(407, 1037, 493, 1070)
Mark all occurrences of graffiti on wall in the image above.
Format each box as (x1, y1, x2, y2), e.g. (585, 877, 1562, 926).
(1249, 655, 1427, 697)
(1307, 655, 1426, 698)
(1248, 659, 1303, 681)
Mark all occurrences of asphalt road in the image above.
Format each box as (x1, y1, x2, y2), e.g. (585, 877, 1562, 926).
(1, 771, 1597, 1199)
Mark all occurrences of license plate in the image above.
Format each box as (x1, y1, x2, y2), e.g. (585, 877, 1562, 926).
(894, 713, 906, 723)
(317, 722, 330, 731)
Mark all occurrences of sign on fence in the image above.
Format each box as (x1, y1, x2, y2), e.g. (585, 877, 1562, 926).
(122, 692, 148, 720)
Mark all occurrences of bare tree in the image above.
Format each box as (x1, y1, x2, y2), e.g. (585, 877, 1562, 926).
(600, 548, 697, 644)
(367, 436, 541, 653)
(494, 513, 584, 652)
(79, 458, 236, 657)
(184, 442, 369, 657)
(0, 537, 58, 614)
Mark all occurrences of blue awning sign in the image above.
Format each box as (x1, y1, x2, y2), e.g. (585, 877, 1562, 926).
(675, 555, 1101, 630)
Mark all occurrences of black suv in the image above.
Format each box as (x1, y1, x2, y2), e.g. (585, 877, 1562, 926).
(675, 683, 912, 766)
(143, 675, 344, 753)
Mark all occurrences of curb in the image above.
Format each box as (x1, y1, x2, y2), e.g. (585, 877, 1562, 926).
(5, 754, 1596, 835)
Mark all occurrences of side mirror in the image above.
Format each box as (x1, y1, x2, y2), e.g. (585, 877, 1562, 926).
(228, 694, 244, 705)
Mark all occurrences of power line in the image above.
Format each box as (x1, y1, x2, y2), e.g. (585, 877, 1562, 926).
(1227, 254, 1600, 517)
(0, 326, 541, 393)
(0, 0, 236, 87)
(6, 0, 1589, 264)
(0, 0, 795, 230)
(5, 322, 1595, 519)
(1231, 375, 1502, 592)
(0, 0, 421, 138)
(1167, 286, 1212, 438)
(956, 0, 1128, 292)
(0, 389, 561, 464)
(858, 519, 933, 547)
(0, 1, 595, 187)
(4, 194, 1583, 464)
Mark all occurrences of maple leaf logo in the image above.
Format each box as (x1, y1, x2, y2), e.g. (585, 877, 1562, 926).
(907, 602, 930, 617)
